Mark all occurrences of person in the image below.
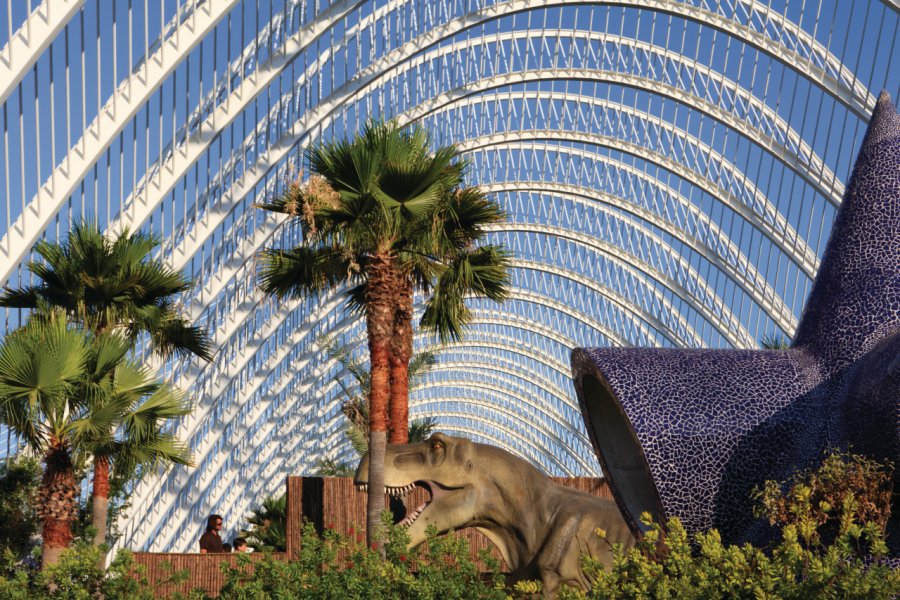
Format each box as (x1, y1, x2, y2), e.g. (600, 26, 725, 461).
(222, 543, 232, 553)
(199, 514, 224, 553)
(233, 537, 252, 553)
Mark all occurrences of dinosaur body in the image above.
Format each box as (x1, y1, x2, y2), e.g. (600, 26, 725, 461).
(354, 433, 634, 597)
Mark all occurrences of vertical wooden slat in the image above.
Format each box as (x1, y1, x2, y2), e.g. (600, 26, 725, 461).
(285, 476, 303, 559)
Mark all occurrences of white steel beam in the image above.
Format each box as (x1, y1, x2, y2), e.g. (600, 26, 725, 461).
(107, 0, 362, 238)
(478, 170, 798, 335)
(431, 91, 821, 278)
(163, 40, 839, 293)
(495, 221, 755, 349)
(0, 0, 84, 105)
(0, 0, 241, 286)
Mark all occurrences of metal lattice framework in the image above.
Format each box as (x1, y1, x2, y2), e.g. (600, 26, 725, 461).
(0, 0, 898, 552)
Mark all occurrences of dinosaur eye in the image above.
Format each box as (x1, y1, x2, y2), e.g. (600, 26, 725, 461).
(431, 441, 444, 452)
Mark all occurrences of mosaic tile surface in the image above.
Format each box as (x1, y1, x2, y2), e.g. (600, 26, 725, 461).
(572, 92, 900, 554)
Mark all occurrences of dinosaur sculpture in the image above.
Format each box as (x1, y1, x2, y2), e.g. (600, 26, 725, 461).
(354, 433, 634, 597)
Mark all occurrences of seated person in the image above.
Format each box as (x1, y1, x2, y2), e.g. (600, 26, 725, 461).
(199, 514, 225, 553)
(222, 543, 232, 553)
(233, 537, 252, 553)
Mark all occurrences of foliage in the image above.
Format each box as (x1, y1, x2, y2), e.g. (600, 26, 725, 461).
(760, 333, 791, 350)
(0, 222, 211, 361)
(0, 315, 193, 564)
(218, 515, 506, 599)
(559, 452, 900, 600)
(257, 122, 510, 342)
(753, 450, 894, 542)
(315, 335, 440, 476)
(0, 541, 192, 599)
(0, 456, 41, 562)
(240, 494, 288, 552)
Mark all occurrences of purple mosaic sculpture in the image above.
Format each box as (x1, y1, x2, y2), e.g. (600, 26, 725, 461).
(572, 91, 900, 552)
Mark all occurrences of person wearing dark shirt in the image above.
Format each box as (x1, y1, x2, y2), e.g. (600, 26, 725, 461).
(199, 514, 224, 553)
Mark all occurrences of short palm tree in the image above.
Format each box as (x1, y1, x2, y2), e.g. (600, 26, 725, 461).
(0, 317, 191, 567)
(0, 316, 88, 568)
(258, 121, 509, 545)
(0, 222, 209, 547)
(79, 332, 192, 548)
(240, 494, 287, 552)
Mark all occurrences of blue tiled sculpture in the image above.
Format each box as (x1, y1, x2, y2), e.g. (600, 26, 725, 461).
(572, 92, 900, 552)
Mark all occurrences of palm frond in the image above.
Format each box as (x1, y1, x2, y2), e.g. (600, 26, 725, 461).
(408, 417, 438, 443)
(257, 246, 351, 299)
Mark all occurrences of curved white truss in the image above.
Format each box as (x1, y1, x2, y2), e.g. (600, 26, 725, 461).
(2, 0, 897, 551)
(0, 0, 243, 286)
(0, 0, 84, 105)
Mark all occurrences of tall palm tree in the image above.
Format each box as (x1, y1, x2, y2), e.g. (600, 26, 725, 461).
(258, 121, 509, 545)
(0, 223, 210, 547)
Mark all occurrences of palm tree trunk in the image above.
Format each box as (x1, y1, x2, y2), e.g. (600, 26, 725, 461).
(365, 254, 394, 549)
(38, 444, 79, 569)
(91, 455, 110, 546)
(389, 272, 413, 444)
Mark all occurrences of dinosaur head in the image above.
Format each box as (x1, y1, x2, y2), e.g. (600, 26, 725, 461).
(354, 433, 478, 547)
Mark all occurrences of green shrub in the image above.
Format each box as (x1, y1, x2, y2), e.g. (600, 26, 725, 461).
(0, 542, 193, 600)
(560, 453, 900, 599)
(218, 513, 506, 599)
(0, 457, 41, 562)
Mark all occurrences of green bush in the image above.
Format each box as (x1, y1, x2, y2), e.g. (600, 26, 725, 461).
(0, 541, 193, 600)
(0, 457, 41, 563)
(218, 514, 506, 599)
(560, 453, 900, 599)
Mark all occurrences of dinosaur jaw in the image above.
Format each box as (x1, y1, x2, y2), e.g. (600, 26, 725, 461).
(397, 480, 463, 528)
(403, 481, 476, 547)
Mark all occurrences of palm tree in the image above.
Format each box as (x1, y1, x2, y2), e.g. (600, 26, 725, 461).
(321, 335, 438, 441)
(316, 337, 439, 477)
(0, 316, 88, 568)
(258, 121, 509, 545)
(240, 494, 287, 552)
(0, 315, 191, 567)
(0, 222, 210, 547)
(79, 333, 192, 548)
(761, 333, 791, 349)
(0, 222, 212, 361)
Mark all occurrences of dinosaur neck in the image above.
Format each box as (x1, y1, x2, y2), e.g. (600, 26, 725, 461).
(477, 460, 557, 571)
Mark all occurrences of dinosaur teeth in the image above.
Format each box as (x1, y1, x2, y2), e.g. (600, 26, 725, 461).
(398, 501, 430, 528)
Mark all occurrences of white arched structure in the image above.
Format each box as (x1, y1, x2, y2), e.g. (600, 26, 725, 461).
(0, 0, 897, 552)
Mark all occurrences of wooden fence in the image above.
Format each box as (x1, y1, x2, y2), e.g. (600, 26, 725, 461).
(131, 476, 609, 597)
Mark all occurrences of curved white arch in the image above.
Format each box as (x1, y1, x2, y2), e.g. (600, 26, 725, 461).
(0, 0, 243, 286)
(482, 176, 797, 334)
(0, 0, 84, 106)
(496, 222, 755, 347)
(102, 0, 861, 264)
(157, 24, 842, 283)
(442, 96, 821, 279)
